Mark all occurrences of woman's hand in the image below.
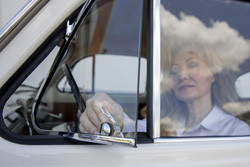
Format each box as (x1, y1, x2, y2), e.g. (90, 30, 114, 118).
(79, 92, 124, 134)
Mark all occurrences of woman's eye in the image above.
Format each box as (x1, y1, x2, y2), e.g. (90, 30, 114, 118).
(170, 69, 179, 76)
(187, 61, 199, 68)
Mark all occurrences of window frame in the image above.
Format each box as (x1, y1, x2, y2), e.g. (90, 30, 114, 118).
(146, 0, 161, 139)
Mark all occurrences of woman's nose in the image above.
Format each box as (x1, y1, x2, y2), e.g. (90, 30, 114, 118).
(178, 68, 189, 80)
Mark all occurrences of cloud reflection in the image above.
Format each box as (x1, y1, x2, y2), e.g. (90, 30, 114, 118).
(161, 6, 250, 73)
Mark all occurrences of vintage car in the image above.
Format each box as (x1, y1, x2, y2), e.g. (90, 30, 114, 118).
(1, 0, 250, 166)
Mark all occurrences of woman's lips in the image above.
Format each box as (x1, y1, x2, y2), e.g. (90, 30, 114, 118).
(179, 84, 194, 91)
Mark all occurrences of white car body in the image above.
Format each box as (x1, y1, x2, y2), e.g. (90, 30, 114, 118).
(1, 0, 250, 166)
(1, 136, 250, 166)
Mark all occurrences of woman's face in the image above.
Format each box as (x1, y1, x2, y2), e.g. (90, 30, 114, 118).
(170, 46, 214, 103)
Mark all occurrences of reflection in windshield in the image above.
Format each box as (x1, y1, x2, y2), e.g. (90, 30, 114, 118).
(160, 4, 250, 137)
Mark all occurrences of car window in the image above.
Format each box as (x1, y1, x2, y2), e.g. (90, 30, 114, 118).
(32, 0, 143, 144)
(160, 0, 250, 137)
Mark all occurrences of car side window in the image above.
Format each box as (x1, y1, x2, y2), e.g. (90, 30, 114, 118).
(32, 0, 144, 143)
(160, 0, 250, 137)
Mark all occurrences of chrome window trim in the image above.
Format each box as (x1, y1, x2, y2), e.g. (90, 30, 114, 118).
(152, 0, 161, 138)
(0, 0, 49, 51)
(154, 136, 250, 143)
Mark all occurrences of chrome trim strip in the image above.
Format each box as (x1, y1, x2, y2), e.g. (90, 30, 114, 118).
(91, 134, 135, 146)
(0, 0, 49, 51)
(152, 0, 161, 138)
(63, 133, 136, 147)
(154, 136, 250, 143)
(0, 0, 40, 41)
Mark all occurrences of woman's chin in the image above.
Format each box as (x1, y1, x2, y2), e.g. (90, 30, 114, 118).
(176, 94, 197, 103)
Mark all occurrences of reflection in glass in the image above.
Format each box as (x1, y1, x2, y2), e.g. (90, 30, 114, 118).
(160, 0, 250, 137)
(235, 72, 250, 98)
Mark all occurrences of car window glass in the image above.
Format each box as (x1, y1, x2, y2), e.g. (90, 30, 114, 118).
(34, 0, 143, 140)
(160, 0, 250, 137)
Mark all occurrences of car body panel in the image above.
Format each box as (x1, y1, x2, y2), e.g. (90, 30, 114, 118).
(1, 136, 250, 166)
